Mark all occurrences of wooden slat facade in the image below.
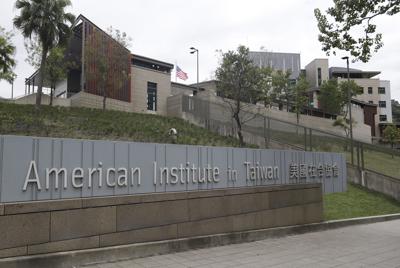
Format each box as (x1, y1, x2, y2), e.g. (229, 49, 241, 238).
(83, 19, 131, 103)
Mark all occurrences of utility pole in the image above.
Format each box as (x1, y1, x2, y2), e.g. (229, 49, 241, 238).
(342, 56, 354, 164)
(190, 47, 199, 92)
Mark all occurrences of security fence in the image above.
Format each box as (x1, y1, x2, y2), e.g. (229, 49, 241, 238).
(181, 95, 400, 180)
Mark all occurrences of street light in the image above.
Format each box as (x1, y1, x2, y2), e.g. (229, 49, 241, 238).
(342, 56, 354, 164)
(190, 47, 199, 93)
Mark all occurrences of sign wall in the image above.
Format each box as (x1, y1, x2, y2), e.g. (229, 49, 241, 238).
(0, 135, 347, 203)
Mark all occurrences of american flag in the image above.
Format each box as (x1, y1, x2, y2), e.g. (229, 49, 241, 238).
(176, 66, 188, 81)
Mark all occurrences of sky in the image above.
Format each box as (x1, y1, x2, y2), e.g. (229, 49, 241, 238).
(0, 0, 399, 101)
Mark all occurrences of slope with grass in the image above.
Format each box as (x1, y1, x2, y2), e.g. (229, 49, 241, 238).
(0, 102, 243, 147)
(324, 184, 400, 220)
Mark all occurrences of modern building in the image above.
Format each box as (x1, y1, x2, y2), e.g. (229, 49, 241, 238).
(304, 58, 392, 137)
(249, 51, 301, 80)
(24, 15, 174, 116)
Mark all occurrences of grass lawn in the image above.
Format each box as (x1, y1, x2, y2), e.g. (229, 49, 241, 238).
(324, 184, 400, 221)
(0, 102, 247, 148)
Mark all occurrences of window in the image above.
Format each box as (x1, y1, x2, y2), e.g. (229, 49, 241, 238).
(368, 101, 374, 104)
(368, 87, 373, 94)
(380, 115, 387, 122)
(317, 68, 322, 86)
(378, 87, 386, 94)
(147, 82, 157, 111)
(358, 87, 364, 95)
(379, 101, 386, 108)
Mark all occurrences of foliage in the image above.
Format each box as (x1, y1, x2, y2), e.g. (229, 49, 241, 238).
(324, 184, 400, 221)
(333, 116, 356, 139)
(45, 46, 71, 105)
(0, 27, 16, 83)
(257, 67, 273, 107)
(392, 99, 400, 123)
(0, 102, 244, 148)
(318, 79, 359, 116)
(14, 0, 75, 106)
(383, 124, 400, 153)
(318, 79, 342, 115)
(271, 69, 292, 111)
(24, 35, 41, 68)
(215, 45, 266, 146)
(315, 0, 400, 62)
(293, 75, 310, 124)
(107, 26, 132, 49)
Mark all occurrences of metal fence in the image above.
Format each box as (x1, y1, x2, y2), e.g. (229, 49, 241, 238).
(181, 95, 400, 180)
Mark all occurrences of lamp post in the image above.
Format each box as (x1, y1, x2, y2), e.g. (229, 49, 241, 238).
(342, 56, 354, 164)
(190, 47, 199, 92)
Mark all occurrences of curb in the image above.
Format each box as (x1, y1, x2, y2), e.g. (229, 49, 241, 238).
(2, 213, 400, 268)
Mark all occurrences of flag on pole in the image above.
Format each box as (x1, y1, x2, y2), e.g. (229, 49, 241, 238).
(176, 66, 188, 81)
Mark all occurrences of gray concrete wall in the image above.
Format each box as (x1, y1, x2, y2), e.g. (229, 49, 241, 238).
(0, 183, 323, 259)
(347, 164, 400, 201)
(13, 93, 71, 107)
(69, 92, 132, 112)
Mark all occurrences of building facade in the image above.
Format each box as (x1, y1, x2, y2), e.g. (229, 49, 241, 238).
(305, 59, 392, 137)
(249, 51, 301, 80)
(25, 15, 174, 116)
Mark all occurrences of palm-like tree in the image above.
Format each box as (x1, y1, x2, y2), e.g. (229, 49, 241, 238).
(0, 27, 16, 83)
(14, 0, 75, 106)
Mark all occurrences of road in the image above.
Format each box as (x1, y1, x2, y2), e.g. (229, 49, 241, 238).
(87, 219, 400, 268)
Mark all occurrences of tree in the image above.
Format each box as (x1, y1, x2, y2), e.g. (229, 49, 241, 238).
(392, 99, 400, 123)
(293, 75, 310, 125)
(383, 124, 400, 157)
(14, 0, 75, 107)
(319, 79, 360, 116)
(24, 37, 72, 103)
(0, 27, 16, 83)
(45, 46, 69, 105)
(107, 26, 132, 49)
(257, 67, 273, 107)
(271, 70, 292, 111)
(319, 79, 360, 141)
(215, 45, 265, 146)
(318, 79, 343, 115)
(315, 0, 400, 63)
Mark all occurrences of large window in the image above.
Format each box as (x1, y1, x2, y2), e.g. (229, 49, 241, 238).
(378, 87, 386, 94)
(368, 87, 373, 94)
(147, 82, 157, 111)
(379, 115, 387, 122)
(379, 101, 386, 108)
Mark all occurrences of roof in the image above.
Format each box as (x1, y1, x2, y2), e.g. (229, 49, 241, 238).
(351, 98, 377, 107)
(132, 54, 174, 70)
(75, 14, 131, 53)
(330, 67, 380, 79)
(171, 82, 202, 90)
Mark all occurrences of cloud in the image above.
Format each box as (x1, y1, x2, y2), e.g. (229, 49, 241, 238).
(1, 0, 399, 101)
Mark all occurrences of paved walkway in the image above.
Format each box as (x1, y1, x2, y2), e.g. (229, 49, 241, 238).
(88, 219, 400, 268)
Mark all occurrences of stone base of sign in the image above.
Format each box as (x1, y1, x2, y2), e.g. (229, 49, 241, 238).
(0, 184, 322, 259)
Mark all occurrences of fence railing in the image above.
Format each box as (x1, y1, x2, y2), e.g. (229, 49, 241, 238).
(181, 95, 400, 180)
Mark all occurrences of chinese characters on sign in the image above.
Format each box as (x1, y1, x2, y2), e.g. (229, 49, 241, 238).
(289, 163, 339, 180)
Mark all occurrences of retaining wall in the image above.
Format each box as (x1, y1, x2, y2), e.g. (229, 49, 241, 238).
(347, 164, 400, 201)
(0, 184, 322, 259)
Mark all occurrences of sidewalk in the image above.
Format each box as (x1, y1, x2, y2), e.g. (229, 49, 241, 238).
(87, 219, 400, 268)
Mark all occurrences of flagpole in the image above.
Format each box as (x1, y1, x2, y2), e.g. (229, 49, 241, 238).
(175, 61, 178, 83)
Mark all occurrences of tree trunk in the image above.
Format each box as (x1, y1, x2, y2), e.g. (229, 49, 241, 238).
(233, 112, 244, 147)
(102, 86, 106, 111)
(50, 86, 54, 106)
(36, 46, 48, 107)
(391, 143, 394, 159)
